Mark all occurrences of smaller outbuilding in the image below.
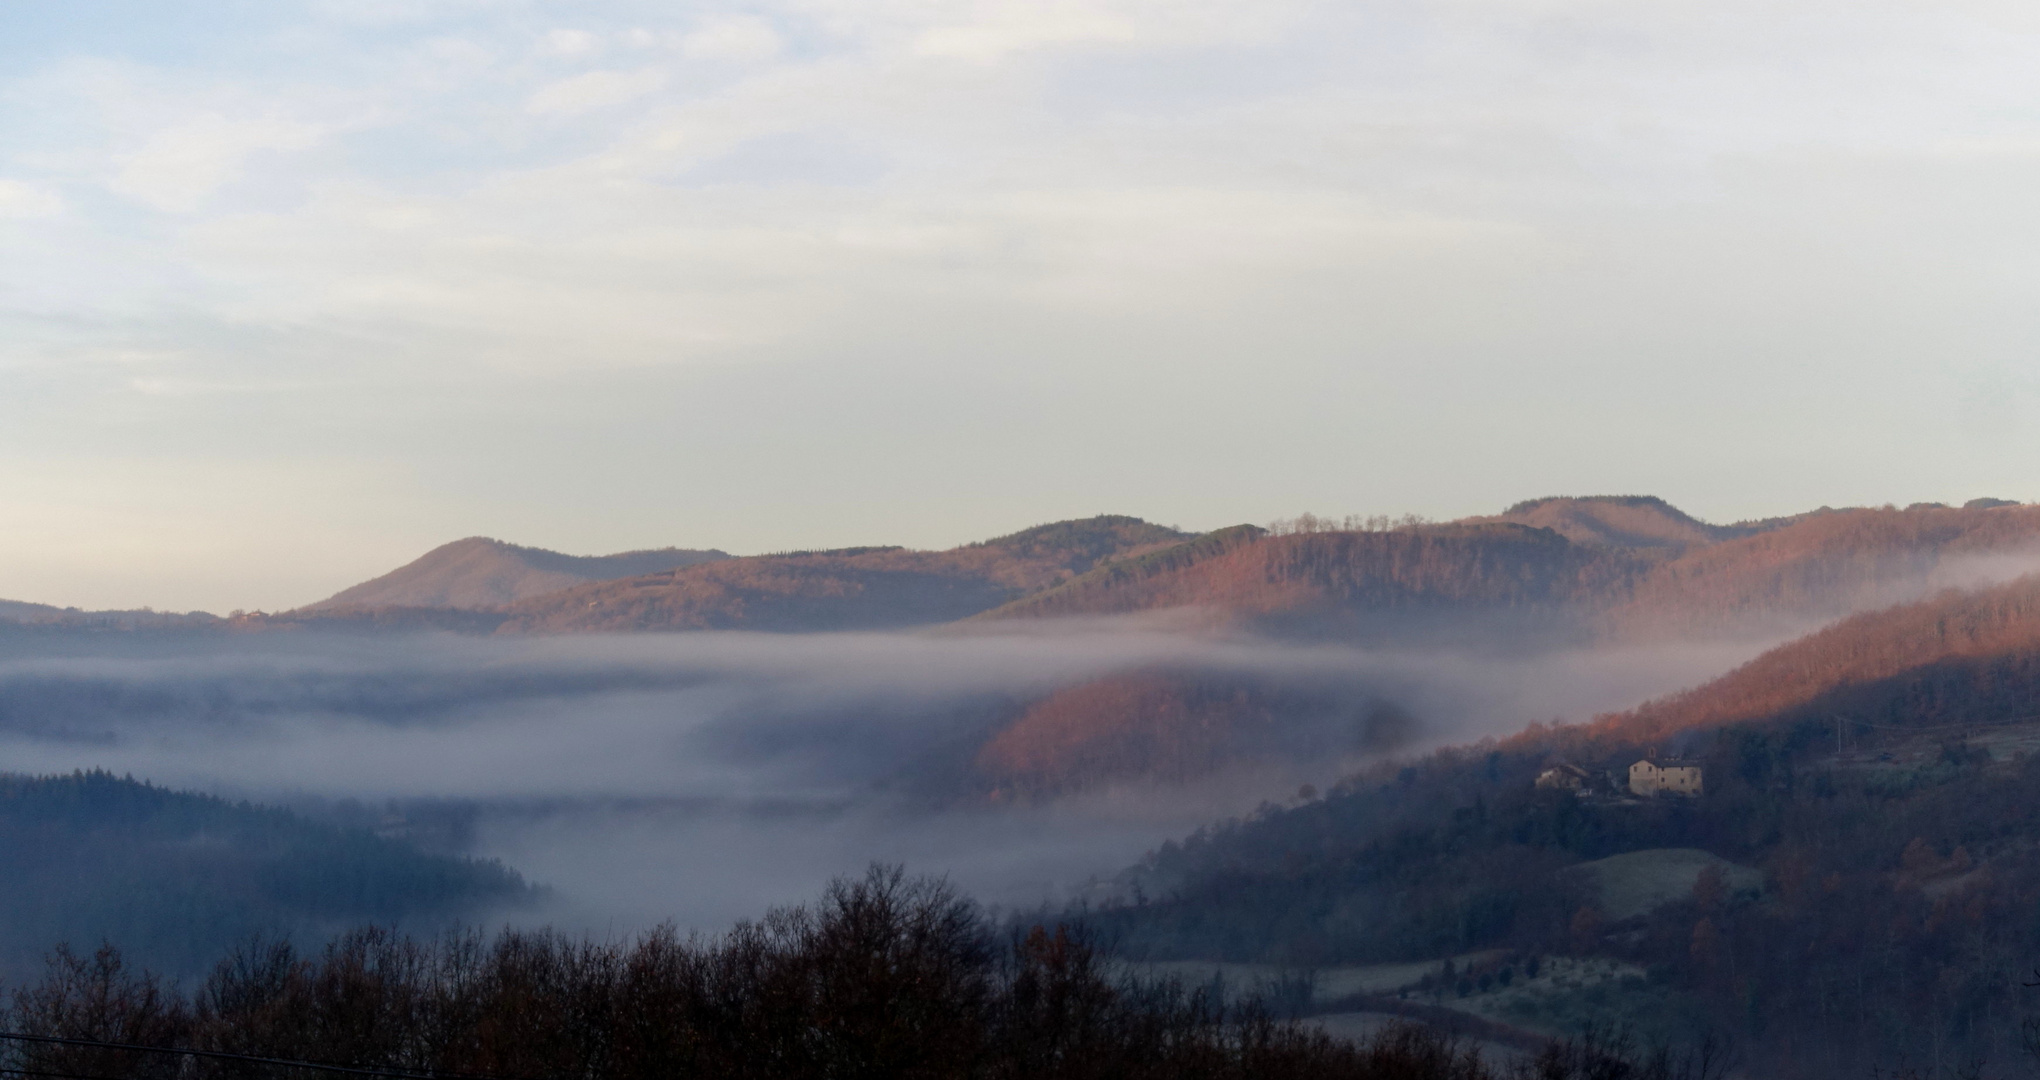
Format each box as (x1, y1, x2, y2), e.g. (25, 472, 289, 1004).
(1535, 762, 1592, 792)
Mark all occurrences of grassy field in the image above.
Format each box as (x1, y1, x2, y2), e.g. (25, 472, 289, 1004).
(1307, 1012, 1530, 1067)
(1134, 936, 1712, 1051)
(1131, 846, 1754, 1049)
(1128, 950, 1510, 1005)
(1566, 847, 1763, 920)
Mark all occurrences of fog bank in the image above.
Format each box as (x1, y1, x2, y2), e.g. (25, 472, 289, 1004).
(0, 624, 1775, 932)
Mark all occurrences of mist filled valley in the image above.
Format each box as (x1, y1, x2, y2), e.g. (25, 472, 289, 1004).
(7, 498, 2040, 1076)
(0, 615, 1767, 947)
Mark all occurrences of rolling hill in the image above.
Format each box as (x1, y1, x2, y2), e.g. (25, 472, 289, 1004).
(973, 522, 1621, 641)
(307, 537, 731, 611)
(976, 500, 2040, 643)
(973, 668, 1421, 799)
(0, 600, 221, 632)
(1566, 568, 2040, 753)
(277, 498, 2040, 645)
(936, 500, 2040, 797)
(1473, 494, 1778, 551)
(492, 515, 1188, 633)
(0, 599, 68, 622)
(1600, 501, 2040, 637)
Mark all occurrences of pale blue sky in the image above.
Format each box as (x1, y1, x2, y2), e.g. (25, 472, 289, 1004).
(3, 0, 2040, 611)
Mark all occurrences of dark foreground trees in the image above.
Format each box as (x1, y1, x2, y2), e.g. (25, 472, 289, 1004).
(0, 866, 1700, 1080)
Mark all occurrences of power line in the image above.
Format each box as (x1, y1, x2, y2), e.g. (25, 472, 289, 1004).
(0, 1033, 546, 1080)
(2, 1065, 158, 1080)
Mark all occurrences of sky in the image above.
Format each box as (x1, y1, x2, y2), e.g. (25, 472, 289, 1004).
(3, 0, 2040, 612)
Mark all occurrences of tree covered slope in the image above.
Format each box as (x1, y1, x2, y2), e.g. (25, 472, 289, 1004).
(1079, 572, 2040, 1077)
(0, 770, 534, 978)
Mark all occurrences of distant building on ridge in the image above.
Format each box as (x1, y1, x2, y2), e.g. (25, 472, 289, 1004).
(1629, 758, 1703, 797)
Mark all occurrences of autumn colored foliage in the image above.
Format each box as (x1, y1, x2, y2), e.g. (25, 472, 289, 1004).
(1566, 571, 2040, 753)
(270, 499, 2040, 645)
(986, 502, 2040, 643)
(977, 671, 1279, 795)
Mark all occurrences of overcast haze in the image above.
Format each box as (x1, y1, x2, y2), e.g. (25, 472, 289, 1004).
(4, 0, 2039, 611)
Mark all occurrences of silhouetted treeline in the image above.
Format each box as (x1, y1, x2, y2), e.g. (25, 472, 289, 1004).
(0, 866, 1711, 1080)
(0, 771, 531, 980)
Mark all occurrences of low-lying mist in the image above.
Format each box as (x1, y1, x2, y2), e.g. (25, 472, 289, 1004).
(0, 622, 1777, 935)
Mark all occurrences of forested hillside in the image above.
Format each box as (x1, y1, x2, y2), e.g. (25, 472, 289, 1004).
(980, 501, 2040, 644)
(1572, 572, 2040, 751)
(976, 523, 1620, 642)
(0, 771, 533, 978)
(973, 670, 1420, 800)
(1080, 573, 2040, 1076)
(1600, 502, 2040, 637)
(259, 498, 2040, 645)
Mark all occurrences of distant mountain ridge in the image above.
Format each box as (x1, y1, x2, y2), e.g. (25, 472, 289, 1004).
(1475, 494, 1779, 551)
(277, 498, 2040, 643)
(0, 599, 64, 622)
(308, 537, 731, 611)
(0, 599, 220, 631)
(493, 515, 1190, 633)
(974, 500, 2040, 642)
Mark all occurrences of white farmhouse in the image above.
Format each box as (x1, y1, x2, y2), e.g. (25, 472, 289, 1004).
(1629, 758, 1703, 797)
